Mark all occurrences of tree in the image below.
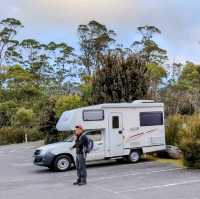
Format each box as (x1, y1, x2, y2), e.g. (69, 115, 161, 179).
(4, 64, 35, 85)
(146, 63, 167, 100)
(131, 26, 168, 101)
(178, 62, 200, 112)
(46, 42, 76, 93)
(160, 62, 200, 115)
(0, 18, 23, 66)
(167, 62, 182, 83)
(38, 96, 57, 133)
(179, 62, 200, 88)
(20, 39, 48, 84)
(132, 25, 168, 64)
(78, 20, 116, 76)
(80, 75, 93, 105)
(0, 101, 17, 127)
(0, 65, 43, 121)
(92, 50, 148, 103)
(0, 65, 42, 101)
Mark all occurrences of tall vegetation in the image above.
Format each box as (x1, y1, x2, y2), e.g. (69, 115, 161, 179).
(2, 16, 200, 167)
(92, 50, 147, 103)
(78, 20, 116, 76)
(165, 114, 200, 168)
(179, 114, 200, 168)
(0, 18, 157, 144)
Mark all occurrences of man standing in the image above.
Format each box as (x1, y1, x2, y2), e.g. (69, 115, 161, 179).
(72, 125, 88, 186)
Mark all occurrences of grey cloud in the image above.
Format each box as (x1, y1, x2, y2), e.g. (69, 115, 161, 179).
(1, 0, 200, 63)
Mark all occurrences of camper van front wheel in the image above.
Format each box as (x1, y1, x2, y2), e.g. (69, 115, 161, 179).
(128, 150, 141, 163)
(53, 155, 72, 172)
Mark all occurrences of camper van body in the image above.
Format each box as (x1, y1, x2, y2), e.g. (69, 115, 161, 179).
(33, 100, 165, 171)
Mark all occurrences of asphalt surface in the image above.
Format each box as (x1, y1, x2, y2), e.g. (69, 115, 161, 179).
(1, 141, 200, 199)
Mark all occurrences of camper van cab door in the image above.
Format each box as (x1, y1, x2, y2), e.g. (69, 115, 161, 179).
(109, 113, 123, 156)
(85, 130, 105, 161)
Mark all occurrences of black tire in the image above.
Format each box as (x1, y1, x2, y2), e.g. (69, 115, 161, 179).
(128, 150, 141, 163)
(53, 155, 72, 172)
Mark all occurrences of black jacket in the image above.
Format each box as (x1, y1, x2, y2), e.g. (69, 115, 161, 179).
(72, 134, 88, 154)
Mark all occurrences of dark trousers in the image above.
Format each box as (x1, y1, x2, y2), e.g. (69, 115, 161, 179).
(76, 153, 87, 181)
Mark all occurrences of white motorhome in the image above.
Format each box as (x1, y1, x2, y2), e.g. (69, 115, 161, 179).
(33, 100, 166, 171)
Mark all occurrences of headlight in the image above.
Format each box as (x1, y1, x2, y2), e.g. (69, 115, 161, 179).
(34, 149, 41, 155)
(34, 149, 48, 156)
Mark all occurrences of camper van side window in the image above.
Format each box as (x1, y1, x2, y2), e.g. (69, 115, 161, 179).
(140, 111, 163, 126)
(112, 116, 119, 129)
(83, 110, 104, 121)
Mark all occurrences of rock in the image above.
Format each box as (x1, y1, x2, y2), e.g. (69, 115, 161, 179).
(166, 145, 183, 159)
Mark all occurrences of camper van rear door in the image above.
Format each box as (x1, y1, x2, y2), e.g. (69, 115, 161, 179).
(109, 113, 123, 156)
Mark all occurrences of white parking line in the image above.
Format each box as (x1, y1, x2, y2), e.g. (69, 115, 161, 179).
(89, 167, 183, 182)
(115, 178, 200, 193)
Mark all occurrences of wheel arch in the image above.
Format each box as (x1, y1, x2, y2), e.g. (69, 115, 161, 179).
(130, 147, 143, 155)
(52, 153, 75, 165)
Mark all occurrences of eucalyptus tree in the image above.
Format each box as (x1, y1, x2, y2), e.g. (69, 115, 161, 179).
(131, 26, 168, 100)
(20, 39, 50, 86)
(0, 18, 23, 66)
(132, 25, 167, 64)
(78, 20, 116, 76)
(46, 42, 75, 95)
(146, 63, 167, 100)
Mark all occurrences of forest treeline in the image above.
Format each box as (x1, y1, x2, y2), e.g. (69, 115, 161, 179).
(1, 17, 200, 167)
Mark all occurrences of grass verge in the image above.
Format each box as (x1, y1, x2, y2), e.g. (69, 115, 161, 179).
(144, 155, 185, 168)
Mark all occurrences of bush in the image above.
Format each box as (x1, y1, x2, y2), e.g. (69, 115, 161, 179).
(54, 95, 83, 117)
(165, 114, 184, 146)
(179, 114, 200, 168)
(0, 127, 44, 145)
(28, 129, 45, 142)
(44, 131, 71, 144)
(0, 100, 17, 127)
(12, 107, 36, 127)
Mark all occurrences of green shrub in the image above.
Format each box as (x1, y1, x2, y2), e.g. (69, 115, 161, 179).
(179, 114, 200, 168)
(12, 107, 36, 127)
(54, 95, 83, 117)
(44, 132, 71, 144)
(0, 101, 17, 127)
(28, 129, 45, 142)
(165, 114, 184, 146)
(0, 127, 44, 145)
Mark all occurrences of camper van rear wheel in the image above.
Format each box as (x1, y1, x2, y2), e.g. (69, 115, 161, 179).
(128, 150, 141, 163)
(53, 155, 72, 172)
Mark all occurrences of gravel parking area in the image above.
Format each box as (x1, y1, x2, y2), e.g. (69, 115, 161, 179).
(0, 141, 200, 199)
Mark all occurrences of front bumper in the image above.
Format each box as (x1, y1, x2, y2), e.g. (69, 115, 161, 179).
(33, 152, 55, 167)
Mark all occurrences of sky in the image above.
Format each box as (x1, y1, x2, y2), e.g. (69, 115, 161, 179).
(1, 0, 200, 64)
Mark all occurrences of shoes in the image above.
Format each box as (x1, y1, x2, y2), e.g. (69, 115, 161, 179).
(73, 179, 81, 185)
(73, 178, 87, 186)
(78, 180, 87, 186)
